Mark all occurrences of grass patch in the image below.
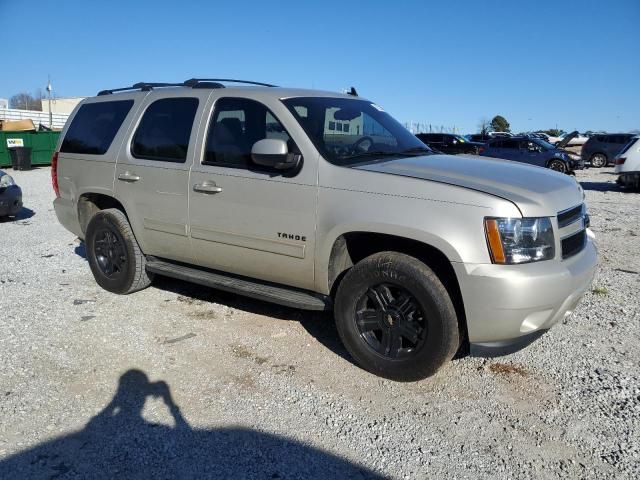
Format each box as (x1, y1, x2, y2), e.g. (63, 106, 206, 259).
(592, 286, 608, 296)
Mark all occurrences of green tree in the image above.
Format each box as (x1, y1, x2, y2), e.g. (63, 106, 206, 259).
(490, 115, 510, 133)
(542, 128, 562, 137)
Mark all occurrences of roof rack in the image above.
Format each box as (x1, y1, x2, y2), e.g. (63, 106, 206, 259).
(97, 78, 278, 96)
(183, 78, 278, 88)
(97, 82, 184, 96)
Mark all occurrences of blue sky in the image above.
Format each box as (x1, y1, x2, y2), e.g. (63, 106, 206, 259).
(1, 0, 638, 133)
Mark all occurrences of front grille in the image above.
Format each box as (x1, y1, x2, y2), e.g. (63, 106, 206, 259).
(558, 204, 583, 228)
(561, 230, 586, 259)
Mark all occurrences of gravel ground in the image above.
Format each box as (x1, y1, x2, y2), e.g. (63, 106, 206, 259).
(0, 166, 638, 479)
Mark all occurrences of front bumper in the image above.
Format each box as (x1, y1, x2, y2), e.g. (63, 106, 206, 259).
(453, 235, 597, 356)
(569, 158, 585, 170)
(0, 185, 23, 216)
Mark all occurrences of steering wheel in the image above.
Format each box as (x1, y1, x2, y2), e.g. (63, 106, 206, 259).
(352, 136, 374, 153)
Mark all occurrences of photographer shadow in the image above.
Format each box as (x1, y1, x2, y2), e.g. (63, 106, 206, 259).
(0, 369, 383, 479)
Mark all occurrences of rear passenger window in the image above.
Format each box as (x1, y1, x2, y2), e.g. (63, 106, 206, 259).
(502, 140, 520, 149)
(61, 100, 133, 155)
(131, 98, 199, 163)
(204, 97, 296, 169)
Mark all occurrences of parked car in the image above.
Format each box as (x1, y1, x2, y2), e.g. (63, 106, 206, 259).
(614, 136, 640, 189)
(487, 131, 512, 138)
(533, 132, 551, 142)
(52, 78, 596, 381)
(554, 131, 589, 147)
(480, 137, 583, 173)
(415, 133, 483, 155)
(465, 134, 491, 143)
(581, 133, 637, 167)
(0, 169, 22, 218)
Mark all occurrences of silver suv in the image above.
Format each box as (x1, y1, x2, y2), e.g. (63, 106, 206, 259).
(52, 79, 597, 381)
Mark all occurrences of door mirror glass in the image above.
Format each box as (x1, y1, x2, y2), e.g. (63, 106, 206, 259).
(251, 139, 300, 170)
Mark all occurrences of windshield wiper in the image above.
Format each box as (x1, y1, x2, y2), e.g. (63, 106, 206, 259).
(339, 151, 405, 161)
(399, 146, 434, 155)
(340, 147, 433, 161)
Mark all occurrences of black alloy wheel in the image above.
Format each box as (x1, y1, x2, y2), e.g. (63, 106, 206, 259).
(93, 228, 127, 278)
(334, 251, 460, 381)
(355, 284, 427, 358)
(85, 208, 153, 294)
(548, 159, 567, 173)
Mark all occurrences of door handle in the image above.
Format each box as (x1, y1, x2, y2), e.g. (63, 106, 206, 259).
(193, 182, 223, 194)
(118, 171, 140, 182)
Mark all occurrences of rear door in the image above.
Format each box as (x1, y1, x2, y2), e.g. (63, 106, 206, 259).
(114, 91, 209, 264)
(501, 139, 522, 161)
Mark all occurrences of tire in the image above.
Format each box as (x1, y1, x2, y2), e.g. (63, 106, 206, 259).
(334, 252, 460, 381)
(590, 153, 607, 168)
(85, 208, 153, 294)
(548, 159, 567, 174)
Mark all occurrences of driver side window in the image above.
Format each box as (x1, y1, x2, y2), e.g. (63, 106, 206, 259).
(203, 98, 295, 169)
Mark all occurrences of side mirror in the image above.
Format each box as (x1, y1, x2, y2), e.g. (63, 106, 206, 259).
(251, 139, 301, 170)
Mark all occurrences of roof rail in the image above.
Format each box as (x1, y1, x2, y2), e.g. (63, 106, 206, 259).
(97, 82, 186, 96)
(97, 78, 278, 96)
(183, 78, 278, 88)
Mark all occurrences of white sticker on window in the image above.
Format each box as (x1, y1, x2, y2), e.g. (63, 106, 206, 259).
(371, 104, 385, 112)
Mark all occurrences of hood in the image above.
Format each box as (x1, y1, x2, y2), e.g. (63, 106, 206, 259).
(355, 154, 583, 217)
(555, 130, 579, 149)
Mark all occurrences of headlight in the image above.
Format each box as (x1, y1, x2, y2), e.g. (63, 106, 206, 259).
(484, 217, 555, 264)
(0, 174, 15, 187)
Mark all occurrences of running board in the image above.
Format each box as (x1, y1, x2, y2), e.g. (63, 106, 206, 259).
(146, 258, 331, 311)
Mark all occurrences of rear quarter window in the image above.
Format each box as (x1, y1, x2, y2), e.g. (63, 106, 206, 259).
(61, 100, 134, 155)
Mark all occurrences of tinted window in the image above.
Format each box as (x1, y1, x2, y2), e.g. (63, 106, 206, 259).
(61, 100, 133, 155)
(131, 98, 199, 162)
(498, 139, 520, 149)
(612, 135, 631, 144)
(204, 97, 295, 169)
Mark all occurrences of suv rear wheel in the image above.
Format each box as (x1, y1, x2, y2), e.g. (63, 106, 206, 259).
(334, 252, 460, 381)
(590, 153, 607, 168)
(85, 208, 153, 294)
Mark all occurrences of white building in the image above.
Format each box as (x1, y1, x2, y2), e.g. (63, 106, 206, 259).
(40, 97, 85, 115)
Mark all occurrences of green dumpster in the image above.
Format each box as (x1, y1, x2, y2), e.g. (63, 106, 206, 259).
(0, 131, 61, 168)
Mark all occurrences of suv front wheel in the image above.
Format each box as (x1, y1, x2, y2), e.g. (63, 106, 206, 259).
(85, 208, 153, 294)
(334, 252, 460, 381)
(548, 159, 567, 173)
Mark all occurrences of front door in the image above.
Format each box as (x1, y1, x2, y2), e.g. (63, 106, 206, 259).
(188, 96, 317, 290)
(114, 92, 208, 264)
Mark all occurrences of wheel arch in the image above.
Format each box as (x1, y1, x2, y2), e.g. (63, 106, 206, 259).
(78, 192, 128, 235)
(326, 231, 468, 346)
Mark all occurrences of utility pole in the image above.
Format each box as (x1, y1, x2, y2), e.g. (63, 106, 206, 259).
(46, 75, 53, 128)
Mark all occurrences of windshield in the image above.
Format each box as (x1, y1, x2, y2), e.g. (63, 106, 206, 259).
(534, 139, 557, 150)
(282, 97, 432, 166)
